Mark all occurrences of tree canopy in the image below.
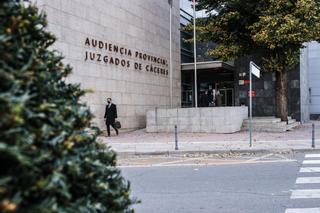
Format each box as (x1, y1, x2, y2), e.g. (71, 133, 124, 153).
(195, 0, 320, 121)
(196, 0, 320, 71)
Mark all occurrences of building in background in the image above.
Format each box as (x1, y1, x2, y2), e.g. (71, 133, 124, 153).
(28, 0, 320, 131)
(307, 42, 320, 120)
(33, 0, 181, 130)
(180, 0, 235, 108)
(179, 1, 320, 122)
(301, 42, 320, 121)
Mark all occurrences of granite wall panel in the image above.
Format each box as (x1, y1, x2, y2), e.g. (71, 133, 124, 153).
(34, 0, 181, 130)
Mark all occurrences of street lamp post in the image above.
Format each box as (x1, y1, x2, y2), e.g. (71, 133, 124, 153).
(169, 0, 173, 108)
(193, 0, 198, 108)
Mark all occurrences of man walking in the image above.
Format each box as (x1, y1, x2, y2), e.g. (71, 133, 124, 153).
(104, 98, 119, 137)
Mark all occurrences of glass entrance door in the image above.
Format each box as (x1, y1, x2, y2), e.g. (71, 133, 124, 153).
(219, 88, 234, 106)
(182, 83, 193, 107)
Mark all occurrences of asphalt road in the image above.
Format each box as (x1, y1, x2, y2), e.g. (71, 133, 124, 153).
(120, 152, 320, 213)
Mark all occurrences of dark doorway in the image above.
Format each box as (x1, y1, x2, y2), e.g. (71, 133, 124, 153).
(181, 67, 235, 107)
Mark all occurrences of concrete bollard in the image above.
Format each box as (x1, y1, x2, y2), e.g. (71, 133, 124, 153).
(175, 125, 178, 150)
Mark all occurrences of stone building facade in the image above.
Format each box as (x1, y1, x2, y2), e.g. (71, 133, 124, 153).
(33, 0, 181, 130)
(300, 42, 320, 121)
(235, 57, 301, 121)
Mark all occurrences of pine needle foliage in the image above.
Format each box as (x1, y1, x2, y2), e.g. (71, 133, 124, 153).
(0, 1, 135, 212)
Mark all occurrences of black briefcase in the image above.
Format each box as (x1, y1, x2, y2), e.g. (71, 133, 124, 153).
(115, 120, 121, 129)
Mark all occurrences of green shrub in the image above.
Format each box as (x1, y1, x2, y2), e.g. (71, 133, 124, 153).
(0, 1, 134, 212)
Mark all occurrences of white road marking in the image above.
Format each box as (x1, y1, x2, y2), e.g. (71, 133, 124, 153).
(296, 177, 320, 184)
(285, 208, 320, 213)
(291, 189, 320, 199)
(287, 154, 320, 211)
(151, 157, 205, 166)
(305, 154, 320, 158)
(303, 160, 320, 165)
(274, 153, 292, 160)
(245, 153, 274, 162)
(300, 167, 320, 173)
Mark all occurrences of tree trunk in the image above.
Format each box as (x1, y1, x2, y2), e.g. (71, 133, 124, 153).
(276, 71, 288, 122)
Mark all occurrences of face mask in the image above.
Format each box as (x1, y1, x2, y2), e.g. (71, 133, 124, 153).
(107, 101, 111, 104)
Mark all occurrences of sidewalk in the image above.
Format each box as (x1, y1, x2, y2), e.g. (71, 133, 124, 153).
(100, 121, 320, 155)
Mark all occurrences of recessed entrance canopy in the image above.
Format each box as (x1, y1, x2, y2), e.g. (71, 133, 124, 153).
(181, 61, 236, 108)
(181, 61, 235, 72)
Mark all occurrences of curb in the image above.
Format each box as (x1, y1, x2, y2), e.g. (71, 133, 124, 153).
(116, 148, 320, 158)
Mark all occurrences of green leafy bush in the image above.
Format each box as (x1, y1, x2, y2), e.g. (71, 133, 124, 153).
(0, 1, 134, 212)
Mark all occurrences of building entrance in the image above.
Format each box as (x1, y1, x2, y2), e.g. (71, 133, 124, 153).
(181, 61, 236, 108)
(199, 81, 234, 107)
(220, 88, 234, 106)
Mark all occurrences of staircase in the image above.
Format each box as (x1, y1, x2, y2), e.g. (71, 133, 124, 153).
(241, 117, 300, 132)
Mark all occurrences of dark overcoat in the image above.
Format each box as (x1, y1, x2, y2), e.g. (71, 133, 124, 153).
(104, 103, 117, 124)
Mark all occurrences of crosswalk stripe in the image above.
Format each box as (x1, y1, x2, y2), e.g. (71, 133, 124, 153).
(285, 208, 320, 213)
(287, 154, 320, 211)
(296, 177, 320, 184)
(305, 154, 320, 158)
(303, 160, 320, 165)
(300, 167, 320, 173)
(291, 189, 320, 199)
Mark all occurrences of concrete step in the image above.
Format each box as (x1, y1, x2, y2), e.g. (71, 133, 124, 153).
(243, 117, 295, 124)
(242, 119, 296, 127)
(242, 117, 300, 132)
(287, 119, 296, 125)
(243, 117, 281, 123)
(286, 121, 301, 131)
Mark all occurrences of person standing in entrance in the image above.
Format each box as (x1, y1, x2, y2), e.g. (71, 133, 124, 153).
(216, 90, 223, 106)
(104, 98, 119, 137)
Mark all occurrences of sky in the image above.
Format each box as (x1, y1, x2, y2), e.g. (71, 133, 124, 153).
(180, 0, 208, 18)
